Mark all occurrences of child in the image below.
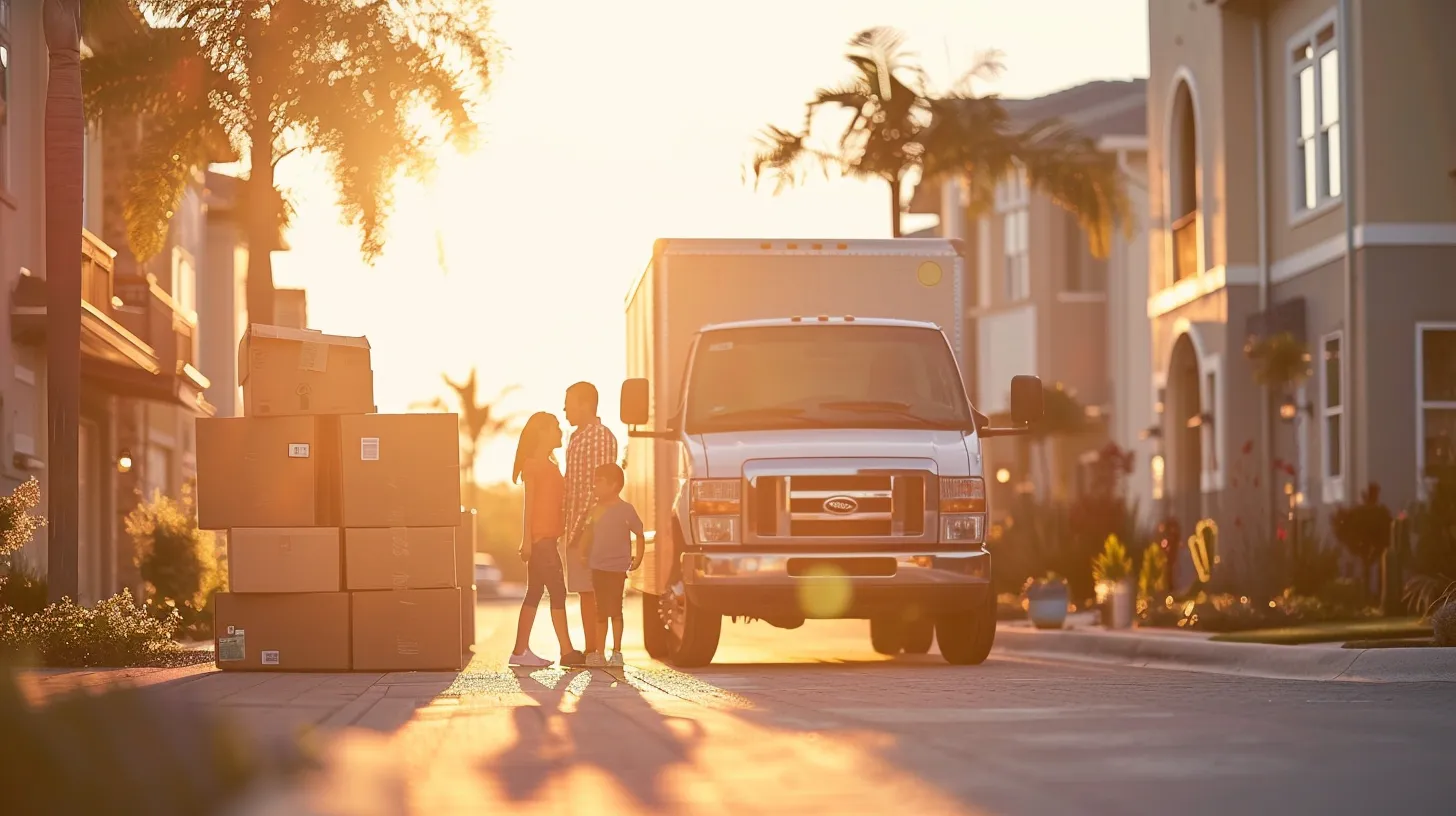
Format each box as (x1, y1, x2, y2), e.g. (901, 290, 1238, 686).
(579, 462, 644, 667)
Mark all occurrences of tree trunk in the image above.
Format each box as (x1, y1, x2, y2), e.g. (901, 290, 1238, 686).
(888, 176, 903, 237)
(43, 0, 84, 603)
(245, 112, 277, 327)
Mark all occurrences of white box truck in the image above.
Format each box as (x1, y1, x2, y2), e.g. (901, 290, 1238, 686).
(620, 238, 1043, 667)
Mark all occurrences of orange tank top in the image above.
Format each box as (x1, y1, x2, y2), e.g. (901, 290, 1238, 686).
(523, 458, 565, 539)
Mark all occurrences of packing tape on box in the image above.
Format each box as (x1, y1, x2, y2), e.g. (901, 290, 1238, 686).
(389, 527, 409, 557)
(298, 341, 330, 372)
(391, 573, 409, 589)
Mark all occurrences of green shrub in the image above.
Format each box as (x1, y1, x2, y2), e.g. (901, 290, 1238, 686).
(1139, 588, 1376, 633)
(0, 589, 188, 667)
(1138, 543, 1169, 602)
(0, 477, 46, 560)
(125, 487, 223, 640)
(0, 565, 47, 615)
(1433, 602, 1456, 647)
(0, 664, 319, 814)
(1092, 535, 1133, 584)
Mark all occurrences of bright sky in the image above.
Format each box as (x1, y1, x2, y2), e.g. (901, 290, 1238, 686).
(267, 0, 1148, 486)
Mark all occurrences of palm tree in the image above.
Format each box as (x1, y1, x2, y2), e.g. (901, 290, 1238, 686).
(414, 369, 520, 494)
(81, 0, 495, 325)
(751, 27, 1128, 253)
(43, 0, 85, 603)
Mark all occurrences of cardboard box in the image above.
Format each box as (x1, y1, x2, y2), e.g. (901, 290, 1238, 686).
(214, 592, 350, 671)
(196, 416, 340, 529)
(350, 588, 463, 671)
(230, 528, 342, 593)
(239, 324, 374, 417)
(339, 413, 461, 528)
(458, 509, 477, 653)
(344, 528, 455, 590)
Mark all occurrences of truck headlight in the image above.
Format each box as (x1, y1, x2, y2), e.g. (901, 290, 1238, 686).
(941, 514, 986, 543)
(690, 479, 740, 544)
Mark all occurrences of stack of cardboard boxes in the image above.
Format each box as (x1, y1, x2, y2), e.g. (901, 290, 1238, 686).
(198, 324, 468, 672)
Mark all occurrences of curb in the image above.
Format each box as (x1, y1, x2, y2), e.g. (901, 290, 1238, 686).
(992, 625, 1456, 683)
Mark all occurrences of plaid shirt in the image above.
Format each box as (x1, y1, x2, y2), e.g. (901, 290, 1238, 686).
(563, 419, 619, 548)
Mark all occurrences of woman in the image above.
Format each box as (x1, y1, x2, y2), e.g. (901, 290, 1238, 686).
(509, 412, 585, 667)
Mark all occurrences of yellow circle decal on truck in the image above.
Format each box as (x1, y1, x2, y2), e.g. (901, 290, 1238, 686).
(917, 261, 943, 287)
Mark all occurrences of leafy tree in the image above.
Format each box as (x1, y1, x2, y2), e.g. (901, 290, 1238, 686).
(82, 0, 495, 324)
(750, 26, 1128, 248)
(414, 369, 519, 493)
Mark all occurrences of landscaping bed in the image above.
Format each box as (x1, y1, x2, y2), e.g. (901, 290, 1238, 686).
(1207, 617, 1431, 646)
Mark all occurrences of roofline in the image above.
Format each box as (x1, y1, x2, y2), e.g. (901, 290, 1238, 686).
(699, 317, 943, 333)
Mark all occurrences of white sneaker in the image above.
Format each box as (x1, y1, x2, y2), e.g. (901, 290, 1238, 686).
(509, 649, 550, 668)
(585, 651, 606, 668)
(608, 652, 625, 667)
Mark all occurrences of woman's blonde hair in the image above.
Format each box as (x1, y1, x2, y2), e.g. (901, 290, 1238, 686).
(512, 412, 560, 484)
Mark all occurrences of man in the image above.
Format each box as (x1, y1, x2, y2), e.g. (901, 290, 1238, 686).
(562, 381, 619, 666)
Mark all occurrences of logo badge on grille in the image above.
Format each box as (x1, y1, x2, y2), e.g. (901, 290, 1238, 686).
(823, 496, 859, 515)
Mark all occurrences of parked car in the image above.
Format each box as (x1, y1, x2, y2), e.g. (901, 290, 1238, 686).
(474, 553, 502, 599)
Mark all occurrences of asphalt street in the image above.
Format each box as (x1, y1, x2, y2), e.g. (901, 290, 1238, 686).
(439, 596, 1456, 815)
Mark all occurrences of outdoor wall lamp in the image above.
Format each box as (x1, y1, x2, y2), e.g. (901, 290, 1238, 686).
(995, 467, 1012, 484)
(1278, 399, 1313, 422)
(117, 450, 133, 474)
(1186, 412, 1214, 429)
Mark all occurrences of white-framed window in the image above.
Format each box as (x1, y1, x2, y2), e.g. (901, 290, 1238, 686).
(1200, 354, 1224, 493)
(1319, 331, 1345, 503)
(1417, 323, 1456, 498)
(996, 164, 1029, 302)
(172, 246, 198, 318)
(1288, 11, 1341, 220)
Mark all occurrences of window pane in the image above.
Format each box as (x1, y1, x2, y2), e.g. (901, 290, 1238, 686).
(1299, 67, 1316, 138)
(1326, 413, 1343, 477)
(1324, 336, 1342, 408)
(1300, 141, 1317, 210)
(1424, 408, 1456, 476)
(1293, 42, 1312, 62)
(1316, 24, 1336, 48)
(1323, 123, 1341, 198)
(1320, 50, 1340, 126)
(1423, 328, 1456, 402)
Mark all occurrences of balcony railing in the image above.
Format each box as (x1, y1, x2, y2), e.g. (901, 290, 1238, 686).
(81, 229, 119, 318)
(1172, 211, 1200, 282)
(113, 273, 199, 377)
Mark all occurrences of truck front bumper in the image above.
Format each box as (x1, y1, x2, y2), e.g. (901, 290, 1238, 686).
(681, 549, 991, 620)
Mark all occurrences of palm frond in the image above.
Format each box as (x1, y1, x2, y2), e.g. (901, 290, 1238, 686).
(749, 125, 821, 195)
(1012, 118, 1132, 258)
(950, 49, 1006, 96)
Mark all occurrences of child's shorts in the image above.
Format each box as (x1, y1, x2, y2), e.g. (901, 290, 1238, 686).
(591, 570, 627, 618)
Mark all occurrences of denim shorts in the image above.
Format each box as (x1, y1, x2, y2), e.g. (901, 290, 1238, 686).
(523, 537, 567, 610)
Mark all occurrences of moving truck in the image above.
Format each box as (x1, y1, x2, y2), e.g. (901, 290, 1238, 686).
(620, 238, 1043, 667)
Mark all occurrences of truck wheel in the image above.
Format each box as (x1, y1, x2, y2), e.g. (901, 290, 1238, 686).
(869, 617, 904, 655)
(663, 582, 721, 668)
(902, 619, 934, 655)
(642, 592, 671, 660)
(936, 592, 995, 666)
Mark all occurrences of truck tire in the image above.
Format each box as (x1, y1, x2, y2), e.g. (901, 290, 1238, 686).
(869, 617, 904, 655)
(902, 619, 934, 655)
(642, 592, 671, 660)
(663, 582, 721, 668)
(936, 592, 995, 666)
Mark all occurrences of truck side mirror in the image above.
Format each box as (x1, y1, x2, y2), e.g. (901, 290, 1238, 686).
(1009, 375, 1044, 428)
(620, 378, 650, 426)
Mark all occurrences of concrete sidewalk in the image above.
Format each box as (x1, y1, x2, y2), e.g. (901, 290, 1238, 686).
(993, 619, 1456, 682)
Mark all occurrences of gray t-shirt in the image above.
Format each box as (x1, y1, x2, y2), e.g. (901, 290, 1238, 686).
(585, 500, 643, 572)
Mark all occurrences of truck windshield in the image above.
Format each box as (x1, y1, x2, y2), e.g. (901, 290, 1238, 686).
(684, 325, 972, 433)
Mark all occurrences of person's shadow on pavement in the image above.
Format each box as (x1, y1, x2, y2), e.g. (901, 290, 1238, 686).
(486, 668, 702, 808)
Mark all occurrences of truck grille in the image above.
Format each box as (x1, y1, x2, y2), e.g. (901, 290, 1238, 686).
(750, 474, 926, 538)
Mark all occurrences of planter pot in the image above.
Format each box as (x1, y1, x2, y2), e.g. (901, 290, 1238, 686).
(1104, 580, 1134, 629)
(1025, 586, 1070, 630)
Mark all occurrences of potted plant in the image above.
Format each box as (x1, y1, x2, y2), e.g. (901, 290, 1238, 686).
(1093, 535, 1135, 629)
(1023, 573, 1070, 630)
